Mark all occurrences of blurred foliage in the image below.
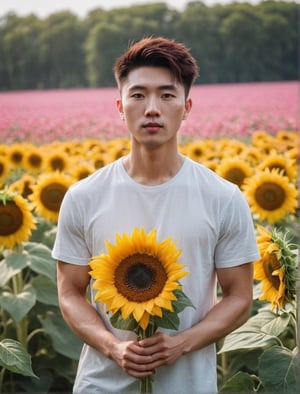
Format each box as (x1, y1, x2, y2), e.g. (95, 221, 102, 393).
(0, 1, 298, 90)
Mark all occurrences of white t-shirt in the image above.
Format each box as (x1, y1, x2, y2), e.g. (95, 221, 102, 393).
(52, 156, 259, 394)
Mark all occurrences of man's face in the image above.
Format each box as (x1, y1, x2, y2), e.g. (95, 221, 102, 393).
(116, 66, 192, 148)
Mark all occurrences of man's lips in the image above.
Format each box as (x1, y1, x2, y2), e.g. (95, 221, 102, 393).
(143, 122, 162, 132)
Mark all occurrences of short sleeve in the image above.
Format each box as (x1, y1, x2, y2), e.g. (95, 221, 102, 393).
(52, 188, 91, 265)
(214, 187, 260, 268)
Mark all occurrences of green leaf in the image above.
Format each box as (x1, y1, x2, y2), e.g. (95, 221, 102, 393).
(24, 242, 56, 283)
(30, 217, 56, 248)
(31, 275, 59, 306)
(19, 369, 53, 393)
(219, 330, 280, 353)
(261, 312, 291, 337)
(172, 289, 195, 313)
(41, 312, 82, 360)
(110, 310, 140, 333)
(0, 339, 37, 377)
(258, 346, 297, 393)
(220, 371, 256, 392)
(154, 309, 180, 330)
(0, 284, 36, 323)
(5, 250, 30, 270)
(219, 308, 281, 353)
(0, 258, 21, 287)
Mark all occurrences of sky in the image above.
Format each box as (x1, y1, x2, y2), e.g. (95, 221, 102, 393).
(0, 0, 258, 18)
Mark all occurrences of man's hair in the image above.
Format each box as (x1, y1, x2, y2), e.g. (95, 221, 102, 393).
(113, 36, 199, 96)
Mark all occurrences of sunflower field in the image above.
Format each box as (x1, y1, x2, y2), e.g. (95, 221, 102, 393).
(0, 128, 298, 393)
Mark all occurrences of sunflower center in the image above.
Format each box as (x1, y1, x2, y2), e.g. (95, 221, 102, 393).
(126, 263, 155, 289)
(114, 253, 167, 302)
(0, 163, 4, 176)
(29, 154, 42, 168)
(225, 168, 246, 187)
(50, 158, 65, 171)
(11, 152, 23, 164)
(40, 183, 67, 212)
(0, 201, 23, 236)
(193, 148, 203, 157)
(262, 253, 281, 289)
(254, 182, 285, 210)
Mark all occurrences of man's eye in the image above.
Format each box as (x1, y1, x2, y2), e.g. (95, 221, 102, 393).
(131, 93, 143, 99)
(162, 93, 175, 99)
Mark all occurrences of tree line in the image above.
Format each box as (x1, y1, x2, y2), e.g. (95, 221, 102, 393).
(0, 1, 298, 90)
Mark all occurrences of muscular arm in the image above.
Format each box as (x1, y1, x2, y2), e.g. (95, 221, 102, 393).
(56, 261, 120, 358)
(179, 262, 254, 353)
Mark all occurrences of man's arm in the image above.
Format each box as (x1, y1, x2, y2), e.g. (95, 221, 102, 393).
(181, 262, 254, 351)
(56, 261, 120, 358)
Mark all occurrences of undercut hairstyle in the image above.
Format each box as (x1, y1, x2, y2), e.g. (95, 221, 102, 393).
(113, 36, 199, 97)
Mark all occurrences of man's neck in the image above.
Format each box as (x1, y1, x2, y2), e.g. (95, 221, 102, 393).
(122, 147, 184, 186)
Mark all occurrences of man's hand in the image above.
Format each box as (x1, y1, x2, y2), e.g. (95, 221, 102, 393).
(110, 332, 184, 378)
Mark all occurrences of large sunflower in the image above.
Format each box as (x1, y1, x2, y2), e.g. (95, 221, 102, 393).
(30, 172, 73, 222)
(254, 225, 297, 309)
(242, 168, 298, 224)
(0, 190, 36, 250)
(89, 227, 189, 331)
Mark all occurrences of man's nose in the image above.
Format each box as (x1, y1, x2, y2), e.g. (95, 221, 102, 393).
(145, 97, 161, 116)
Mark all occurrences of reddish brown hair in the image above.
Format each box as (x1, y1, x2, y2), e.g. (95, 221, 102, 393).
(113, 36, 199, 96)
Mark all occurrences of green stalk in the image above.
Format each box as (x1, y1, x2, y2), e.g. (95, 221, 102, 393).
(0, 367, 5, 393)
(138, 321, 156, 394)
(12, 272, 28, 347)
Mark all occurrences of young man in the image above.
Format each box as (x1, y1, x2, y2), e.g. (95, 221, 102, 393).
(52, 37, 260, 393)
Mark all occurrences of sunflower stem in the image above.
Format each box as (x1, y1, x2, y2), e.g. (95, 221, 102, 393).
(138, 323, 156, 394)
(140, 375, 153, 394)
(0, 367, 5, 393)
(12, 272, 28, 347)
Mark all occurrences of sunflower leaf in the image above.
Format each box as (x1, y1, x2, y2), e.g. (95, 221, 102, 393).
(261, 312, 291, 337)
(220, 371, 256, 392)
(154, 309, 180, 330)
(5, 251, 30, 270)
(110, 311, 140, 333)
(41, 311, 82, 360)
(0, 339, 37, 378)
(0, 259, 21, 287)
(0, 284, 36, 323)
(258, 345, 297, 392)
(172, 289, 195, 313)
(24, 242, 56, 283)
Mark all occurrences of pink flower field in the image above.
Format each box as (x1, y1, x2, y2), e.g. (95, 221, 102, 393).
(0, 81, 298, 143)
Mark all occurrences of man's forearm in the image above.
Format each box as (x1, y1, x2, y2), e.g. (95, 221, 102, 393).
(178, 294, 251, 355)
(59, 294, 120, 358)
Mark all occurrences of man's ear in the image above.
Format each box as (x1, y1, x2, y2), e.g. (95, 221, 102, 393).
(116, 98, 124, 119)
(183, 98, 192, 119)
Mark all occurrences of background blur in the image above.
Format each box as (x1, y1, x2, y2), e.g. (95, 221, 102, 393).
(0, 0, 297, 90)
